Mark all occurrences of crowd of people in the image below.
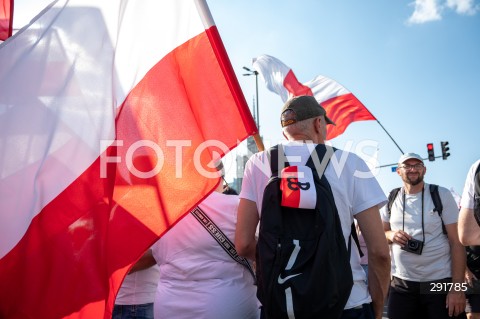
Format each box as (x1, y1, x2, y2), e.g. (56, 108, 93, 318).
(114, 95, 480, 319)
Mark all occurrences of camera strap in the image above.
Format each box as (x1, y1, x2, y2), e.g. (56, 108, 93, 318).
(402, 187, 425, 244)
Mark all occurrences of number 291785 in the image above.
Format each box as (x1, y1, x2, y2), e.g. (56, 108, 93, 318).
(429, 282, 467, 293)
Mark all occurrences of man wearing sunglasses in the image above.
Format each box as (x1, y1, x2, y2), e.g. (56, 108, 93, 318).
(381, 153, 466, 319)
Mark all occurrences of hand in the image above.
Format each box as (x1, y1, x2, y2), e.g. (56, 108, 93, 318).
(465, 268, 477, 287)
(390, 230, 411, 247)
(446, 290, 466, 317)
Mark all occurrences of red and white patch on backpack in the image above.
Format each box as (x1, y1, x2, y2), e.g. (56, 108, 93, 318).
(280, 166, 317, 209)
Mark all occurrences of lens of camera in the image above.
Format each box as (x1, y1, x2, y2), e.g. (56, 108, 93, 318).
(408, 240, 419, 250)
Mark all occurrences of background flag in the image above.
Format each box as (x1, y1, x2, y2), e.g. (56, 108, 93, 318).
(0, 0, 13, 40)
(252, 54, 376, 140)
(0, 0, 257, 318)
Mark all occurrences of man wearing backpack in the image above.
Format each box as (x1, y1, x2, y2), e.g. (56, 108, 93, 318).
(381, 153, 467, 319)
(235, 95, 390, 319)
(458, 159, 480, 246)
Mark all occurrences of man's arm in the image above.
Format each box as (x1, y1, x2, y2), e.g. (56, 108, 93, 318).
(356, 206, 391, 319)
(458, 207, 480, 245)
(235, 198, 259, 261)
(445, 222, 467, 317)
(383, 221, 392, 243)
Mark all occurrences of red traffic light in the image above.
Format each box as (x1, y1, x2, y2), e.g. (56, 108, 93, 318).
(427, 143, 435, 161)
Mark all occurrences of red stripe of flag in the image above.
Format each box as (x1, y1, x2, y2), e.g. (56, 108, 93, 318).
(321, 93, 376, 139)
(283, 70, 314, 97)
(0, 0, 12, 40)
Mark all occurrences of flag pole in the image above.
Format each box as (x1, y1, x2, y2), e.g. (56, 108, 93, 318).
(242, 66, 264, 152)
(375, 119, 404, 154)
(252, 133, 264, 152)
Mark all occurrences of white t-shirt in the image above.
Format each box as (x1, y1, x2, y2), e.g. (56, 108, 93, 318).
(380, 184, 459, 281)
(460, 160, 480, 209)
(239, 141, 387, 310)
(115, 265, 160, 305)
(151, 191, 260, 319)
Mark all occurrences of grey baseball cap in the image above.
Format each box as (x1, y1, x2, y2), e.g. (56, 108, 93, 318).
(280, 95, 335, 127)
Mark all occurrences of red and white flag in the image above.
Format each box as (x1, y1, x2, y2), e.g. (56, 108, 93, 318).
(0, 1, 257, 318)
(252, 54, 376, 140)
(0, 0, 13, 40)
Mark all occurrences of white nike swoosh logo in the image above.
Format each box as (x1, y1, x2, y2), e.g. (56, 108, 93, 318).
(277, 273, 302, 284)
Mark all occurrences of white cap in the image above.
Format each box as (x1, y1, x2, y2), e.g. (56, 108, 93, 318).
(398, 152, 424, 164)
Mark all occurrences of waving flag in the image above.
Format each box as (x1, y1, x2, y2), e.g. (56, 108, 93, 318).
(252, 54, 376, 140)
(0, 0, 13, 40)
(0, 1, 257, 318)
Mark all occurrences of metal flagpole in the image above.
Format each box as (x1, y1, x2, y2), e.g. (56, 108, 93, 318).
(375, 119, 404, 154)
(243, 66, 264, 152)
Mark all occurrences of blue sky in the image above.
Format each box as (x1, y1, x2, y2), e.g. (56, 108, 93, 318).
(206, 0, 480, 196)
(10, 0, 480, 196)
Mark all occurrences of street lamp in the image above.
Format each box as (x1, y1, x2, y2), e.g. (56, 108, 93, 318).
(242, 66, 259, 130)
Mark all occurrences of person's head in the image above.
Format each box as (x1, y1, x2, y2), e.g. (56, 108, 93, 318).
(213, 159, 226, 192)
(215, 159, 225, 178)
(280, 95, 335, 143)
(213, 159, 238, 194)
(396, 153, 426, 186)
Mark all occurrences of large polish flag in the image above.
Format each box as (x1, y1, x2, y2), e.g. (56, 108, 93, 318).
(252, 54, 376, 140)
(0, 0, 13, 40)
(0, 1, 257, 318)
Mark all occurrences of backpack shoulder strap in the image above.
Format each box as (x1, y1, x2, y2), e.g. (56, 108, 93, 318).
(387, 188, 401, 216)
(351, 222, 364, 258)
(429, 184, 447, 235)
(266, 144, 278, 176)
(304, 144, 336, 174)
(305, 145, 362, 256)
(473, 163, 480, 226)
(474, 163, 480, 199)
(429, 184, 443, 215)
(266, 144, 290, 177)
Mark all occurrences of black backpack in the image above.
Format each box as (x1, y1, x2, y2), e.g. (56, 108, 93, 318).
(256, 144, 353, 319)
(466, 245, 480, 278)
(387, 184, 447, 234)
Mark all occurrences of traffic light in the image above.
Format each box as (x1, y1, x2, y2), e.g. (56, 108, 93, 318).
(441, 141, 450, 160)
(427, 143, 435, 161)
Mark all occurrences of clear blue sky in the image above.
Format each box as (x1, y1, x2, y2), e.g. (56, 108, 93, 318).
(206, 0, 480, 196)
(11, 0, 480, 196)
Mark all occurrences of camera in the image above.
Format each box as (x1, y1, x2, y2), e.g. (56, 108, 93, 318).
(401, 238, 424, 255)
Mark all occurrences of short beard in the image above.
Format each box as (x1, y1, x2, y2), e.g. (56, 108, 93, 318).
(405, 174, 424, 186)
